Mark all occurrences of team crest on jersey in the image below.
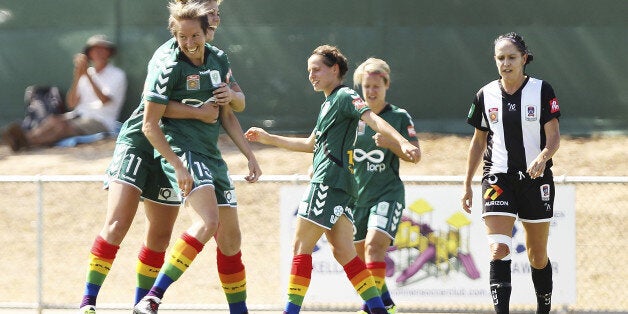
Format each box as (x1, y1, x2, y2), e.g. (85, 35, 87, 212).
(488, 107, 499, 123)
(526, 105, 537, 121)
(186, 75, 200, 90)
(352, 98, 367, 110)
(549, 98, 560, 113)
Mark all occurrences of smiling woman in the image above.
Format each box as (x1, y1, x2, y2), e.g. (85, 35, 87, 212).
(73, 1, 260, 314)
(133, 1, 260, 313)
(244, 45, 420, 314)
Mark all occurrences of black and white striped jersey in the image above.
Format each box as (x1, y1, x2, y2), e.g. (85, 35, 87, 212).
(467, 76, 561, 176)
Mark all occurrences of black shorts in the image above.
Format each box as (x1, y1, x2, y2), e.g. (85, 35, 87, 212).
(481, 172, 554, 222)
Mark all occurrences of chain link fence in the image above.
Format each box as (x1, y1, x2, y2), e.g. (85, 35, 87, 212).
(0, 175, 626, 313)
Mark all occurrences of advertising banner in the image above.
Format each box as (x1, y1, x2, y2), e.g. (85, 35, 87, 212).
(279, 184, 576, 305)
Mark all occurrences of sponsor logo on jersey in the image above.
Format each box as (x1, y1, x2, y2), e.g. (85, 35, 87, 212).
(186, 75, 200, 90)
(209, 70, 222, 87)
(488, 107, 499, 123)
(407, 125, 416, 137)
(355, 148, 386, 172)
(526, 105, 537, 121)
(376, 202, 390, 215)
(483, 184, 503, 201)
(540, 184, 551, 201)
(487, 175, 498, 184)
(224, 189, 237, 203)
(467, 103, 475, 118)
(226, 68, 232, 84)
(549, 98, 560, 113)
(330, 205, 344, 225)
(333, 205, 344, 216)
(352, 98, 367, 110)
(391, 202, 403, 231)
(354, 148, 385, 163)
(357, 120, 366, 135)
(152, 59, 176, 96)
(485, 200, 509, 206)
(158, 187, 181, 202)
(311, 184, 328, 216)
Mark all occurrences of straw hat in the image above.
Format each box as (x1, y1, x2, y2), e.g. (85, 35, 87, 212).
(83, 34, 117, 56)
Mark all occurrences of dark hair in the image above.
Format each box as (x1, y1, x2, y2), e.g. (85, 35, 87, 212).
(494, 32, 534, 65)
(311, 45, 349, 80)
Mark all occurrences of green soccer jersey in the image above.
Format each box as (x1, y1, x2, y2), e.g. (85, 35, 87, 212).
(115, 39, 183, 150)
(353, 104, 418, 207)
(143, 39, 235, 159)
(116, 39, 235, 158)
(311, 86, 370, 196)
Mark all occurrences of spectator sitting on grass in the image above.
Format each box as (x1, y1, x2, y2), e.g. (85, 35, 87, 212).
(2, 34, 127, 152)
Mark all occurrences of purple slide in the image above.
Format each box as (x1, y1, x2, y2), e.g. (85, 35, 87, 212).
(458, 252, 480, 279)
(396, 245, 436, 284)
(385, 255, 395, 277)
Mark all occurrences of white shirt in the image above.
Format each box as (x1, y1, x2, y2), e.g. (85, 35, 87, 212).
(74, 63, 127, 132)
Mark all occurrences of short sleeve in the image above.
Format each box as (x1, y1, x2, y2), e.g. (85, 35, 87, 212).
(397, 109, 418, 142)
(467, 90, 488, 131)
(339, 87, 369, 119)
(540, 81, 561, 124)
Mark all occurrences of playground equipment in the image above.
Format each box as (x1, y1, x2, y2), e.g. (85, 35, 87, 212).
(389, 198, 481, 285)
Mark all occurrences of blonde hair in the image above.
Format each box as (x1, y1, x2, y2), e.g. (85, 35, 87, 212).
(175, 0, 223, 5)
(167, 1, 210, 36)
(353, 57, 391, 88)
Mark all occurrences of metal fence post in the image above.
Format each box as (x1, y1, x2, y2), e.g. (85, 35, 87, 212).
(36, 176, 43, 314)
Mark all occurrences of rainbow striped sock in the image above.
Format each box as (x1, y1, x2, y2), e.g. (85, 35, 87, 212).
(217, 249, 248, 314)
(80, 236, 119, 308)
(134, 245, 165, 304)
(146, 233, 204, 299)
(344, 257, 385, 312)
(366, 261, 393, 306)
(380, 283, 393, 308)
(284, 254, 312, 314)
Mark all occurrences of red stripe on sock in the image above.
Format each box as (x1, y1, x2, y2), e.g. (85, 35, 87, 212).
(217, 249, 244, 274)
(138, 245, 165, 267)
(343, 256, 365, 278)
(181, 232, 204, 252)
(366, 261, 386, 270)
(91, 236, 119, 259)
(291, 254, 313, 278)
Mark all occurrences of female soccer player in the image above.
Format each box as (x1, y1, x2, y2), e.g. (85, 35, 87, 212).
(133, 2, 260, 313)
(351, 57, 421, 314)
(245, 45, 420, 314)
(461, 32, 560, 314)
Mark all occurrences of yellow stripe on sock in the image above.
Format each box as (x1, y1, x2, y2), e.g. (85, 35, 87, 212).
(221, 279, 247, 293)
(136, 263, 161, 278)
(287, 283, 309, 297)
(88, 254, 114, 274)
